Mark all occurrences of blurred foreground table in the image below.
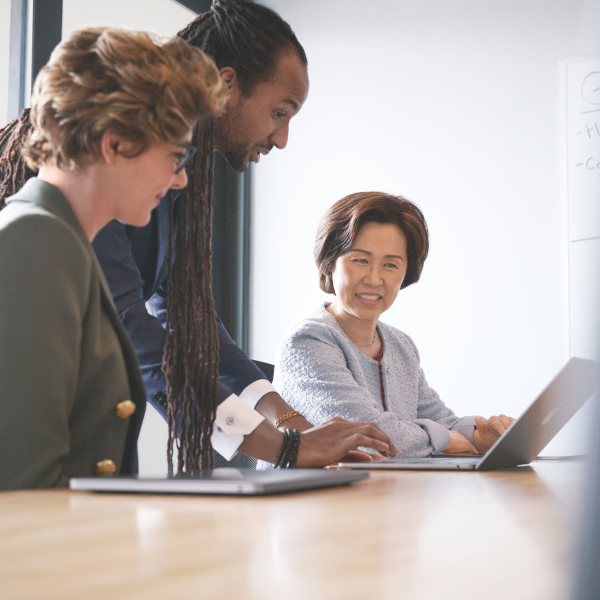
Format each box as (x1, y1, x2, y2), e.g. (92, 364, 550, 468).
(0, 461, 584, 600)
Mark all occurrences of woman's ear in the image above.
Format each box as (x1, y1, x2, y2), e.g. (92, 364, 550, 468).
(99, 130, 138, 165)
(98, 129, 120, 165)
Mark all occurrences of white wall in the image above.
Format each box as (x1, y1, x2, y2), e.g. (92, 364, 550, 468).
(250, 0, 600, 453)
(62, 0, 193, 39)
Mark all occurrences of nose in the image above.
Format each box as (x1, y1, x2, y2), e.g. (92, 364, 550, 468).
(270, 121, 289, 150)
(364, 265, 384, 286)
(171, 167, 188, 190)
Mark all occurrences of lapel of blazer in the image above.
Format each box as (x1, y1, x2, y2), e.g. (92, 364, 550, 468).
(7, 178, 147, 409)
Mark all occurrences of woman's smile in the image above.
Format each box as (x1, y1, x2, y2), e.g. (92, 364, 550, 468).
(355, 293, 383, 307)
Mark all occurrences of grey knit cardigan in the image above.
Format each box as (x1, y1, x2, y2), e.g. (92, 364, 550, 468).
(274, 304, 478, 456)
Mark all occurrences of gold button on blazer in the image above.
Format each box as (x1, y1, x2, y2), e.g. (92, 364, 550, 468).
(115, 400, 137, 419)
(96, 459, 118, 477)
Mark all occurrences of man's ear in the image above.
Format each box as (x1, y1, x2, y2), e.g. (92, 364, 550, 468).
(219, 66, 240, 107)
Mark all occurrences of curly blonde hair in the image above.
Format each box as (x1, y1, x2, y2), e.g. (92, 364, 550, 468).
(23, 27, 228, 170)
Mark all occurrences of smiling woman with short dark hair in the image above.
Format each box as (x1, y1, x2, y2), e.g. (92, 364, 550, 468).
(275, 191, 515, 457)
(314, 191, 430, 295)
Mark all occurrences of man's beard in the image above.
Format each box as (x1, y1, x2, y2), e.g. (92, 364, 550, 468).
(218, 140, 250, 173)
(214, 100, 251, 173)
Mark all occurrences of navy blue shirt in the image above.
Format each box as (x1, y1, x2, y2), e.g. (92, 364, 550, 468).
(92, 194, 267, 420)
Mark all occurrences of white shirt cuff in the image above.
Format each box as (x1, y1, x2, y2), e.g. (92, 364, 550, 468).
(211, 394, 265, 460)
(238, 379, 276, 409)
(452, 416, 484, 445)
(413, 419, 451, 453)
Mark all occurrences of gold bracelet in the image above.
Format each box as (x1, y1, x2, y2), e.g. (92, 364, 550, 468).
(275, 411, 302, 429)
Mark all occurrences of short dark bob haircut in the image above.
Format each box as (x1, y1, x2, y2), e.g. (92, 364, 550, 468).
(314, 191, 429, 294)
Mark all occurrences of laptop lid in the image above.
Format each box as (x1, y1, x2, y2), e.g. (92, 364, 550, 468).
(338, 357, 598, 471)
(476, 357, 598, 470)
(69, 468, 369, 496)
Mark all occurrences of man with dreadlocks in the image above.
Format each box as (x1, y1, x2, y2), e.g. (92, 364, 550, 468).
(0, 0, 397, 472)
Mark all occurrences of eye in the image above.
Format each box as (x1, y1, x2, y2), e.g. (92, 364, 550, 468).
(351, 257, 368, 264)
(274, 109, 287, 119)
(384, 263, 399, 269)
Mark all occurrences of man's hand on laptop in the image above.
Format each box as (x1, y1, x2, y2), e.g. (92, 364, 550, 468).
(473, 415, 515, 453)
(295, 418, 398, 467)
(238, 418, 397, 467)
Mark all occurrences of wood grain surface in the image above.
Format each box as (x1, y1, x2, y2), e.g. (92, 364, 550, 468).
(0, 462, 585, 600)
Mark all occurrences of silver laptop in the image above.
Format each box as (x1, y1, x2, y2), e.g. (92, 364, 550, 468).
(69, 468, 369, 495)
(339, 357, 599, 471)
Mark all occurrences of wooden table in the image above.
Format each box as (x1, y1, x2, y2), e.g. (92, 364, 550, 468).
(0, 461, 585, 600)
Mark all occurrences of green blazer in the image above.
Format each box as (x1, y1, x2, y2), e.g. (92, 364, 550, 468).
(0, 178, 146, 490)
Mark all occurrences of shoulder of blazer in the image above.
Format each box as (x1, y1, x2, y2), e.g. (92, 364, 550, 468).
(7, 177, 147, 406)
(7, 178, 90, 245)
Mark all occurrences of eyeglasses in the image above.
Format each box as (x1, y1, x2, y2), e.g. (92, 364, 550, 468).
(174, 143, 197, 174)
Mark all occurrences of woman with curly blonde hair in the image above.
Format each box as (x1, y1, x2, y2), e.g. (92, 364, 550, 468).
(0, 26, 226, 490)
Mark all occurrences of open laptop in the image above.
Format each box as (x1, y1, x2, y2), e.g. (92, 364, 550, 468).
(70, 468, 369, 496)
(338, 357, 599, 471)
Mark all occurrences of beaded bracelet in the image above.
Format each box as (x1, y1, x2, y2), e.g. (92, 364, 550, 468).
(274, 429, 301, 468)
(286, 429, 301, 468)
(274, 429, 291, 468)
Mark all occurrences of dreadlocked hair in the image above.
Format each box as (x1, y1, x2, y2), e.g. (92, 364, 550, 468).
(0, 109, 35, 209)
(178, 0, 307, 95)
(164, 118, 219, 473)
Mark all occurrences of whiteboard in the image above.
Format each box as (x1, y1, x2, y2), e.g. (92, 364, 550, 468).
(570, 238, 600, 361)
(567, 57, 600, 241)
